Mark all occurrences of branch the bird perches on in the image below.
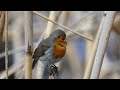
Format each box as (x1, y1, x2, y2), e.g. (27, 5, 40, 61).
(24, 11, 33, 79)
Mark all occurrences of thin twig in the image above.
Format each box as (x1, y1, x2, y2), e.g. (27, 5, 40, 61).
(90, 11, 116, 79)
(33, 11, 93, 41)
(5, 11, 8, 79)
(24, 11, 33, 79)
(83, 12, 107, 79)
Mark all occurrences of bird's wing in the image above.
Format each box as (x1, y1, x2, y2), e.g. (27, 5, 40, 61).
(32, 38, 51, 69)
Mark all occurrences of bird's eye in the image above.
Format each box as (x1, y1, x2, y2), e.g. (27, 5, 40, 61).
(62, 38, 65, 40)
(58, 36, 60, 38)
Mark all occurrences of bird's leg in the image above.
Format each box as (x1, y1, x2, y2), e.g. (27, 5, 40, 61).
(49, 64, 59, 79)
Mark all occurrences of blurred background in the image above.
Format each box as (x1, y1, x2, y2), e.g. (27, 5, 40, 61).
(0, 11, 120, 79)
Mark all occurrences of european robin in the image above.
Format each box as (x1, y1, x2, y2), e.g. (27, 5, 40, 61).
(32, 29, 67, 69)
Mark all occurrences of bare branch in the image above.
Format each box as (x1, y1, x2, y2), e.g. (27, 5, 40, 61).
(5, 11, 8, 79)
(90, 11, 116, 79)
(0, 11, 5, 45)
(24, 11, 33, 79)
(83, 12, 107, 79)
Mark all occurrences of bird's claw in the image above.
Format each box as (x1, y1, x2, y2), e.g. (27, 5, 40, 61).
(49, 64, 58, 77)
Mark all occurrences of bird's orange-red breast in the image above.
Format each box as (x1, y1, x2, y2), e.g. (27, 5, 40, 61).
(53, 36, 67, 58)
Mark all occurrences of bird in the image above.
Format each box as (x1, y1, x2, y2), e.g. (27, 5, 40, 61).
(32, 29, 67, 70)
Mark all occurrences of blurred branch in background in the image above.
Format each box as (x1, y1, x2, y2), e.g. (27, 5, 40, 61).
(113, 12, 120, 35)
(66, 11, 98, 38)
(5, 11, 8, 79)
(0, 60, 24, 79)
(84, 12, 106, 79)
(85, 33, 93, 72)
(12, 13, 24, 77)
(90, 11, 116, 79)
(0, 11, 5, 45)
(0, 47, 24, 59)
(102, 25, 120, 80)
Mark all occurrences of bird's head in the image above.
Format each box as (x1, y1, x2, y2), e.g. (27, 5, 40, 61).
(49, 29, 67, 45)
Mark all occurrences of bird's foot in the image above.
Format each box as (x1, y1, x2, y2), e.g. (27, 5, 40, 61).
(49, 64, 58, 78)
